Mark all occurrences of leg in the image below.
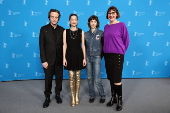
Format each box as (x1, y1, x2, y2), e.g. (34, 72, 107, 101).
(43, 66, 54, 108)
(69, 70, 76, 107)
(115, 83, 122, 111)
(54, 63, 63, 104)
(93, 56, 106, 103)
(86, 56, 95, 103)
(75, 70, 81, 105)
(110, 81, 116, 96)
(107, 81, 117, 106)
(44, 66, 54, 96)
(114, 54, 124, 111)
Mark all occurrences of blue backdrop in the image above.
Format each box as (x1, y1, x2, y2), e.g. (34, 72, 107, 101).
(0, 0, 170, 81)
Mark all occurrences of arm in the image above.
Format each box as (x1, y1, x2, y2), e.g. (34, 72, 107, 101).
(81, 30, 86, 66)
(100, 31, 104, 59)
(39, 27, 48, 68)
(63, 30, 67, 66)
(122, 24, 130, 51)
(39, 27, 46, 63)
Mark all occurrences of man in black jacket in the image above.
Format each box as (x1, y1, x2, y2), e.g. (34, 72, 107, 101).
(39, 9, 64, 108)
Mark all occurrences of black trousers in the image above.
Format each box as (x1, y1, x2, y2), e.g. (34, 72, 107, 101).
(43, 62, 63, 96)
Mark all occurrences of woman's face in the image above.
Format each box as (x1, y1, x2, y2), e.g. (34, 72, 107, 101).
(90, 19, 97, 29)
(69, 15, 78, 27)
(108, 10, 117, 22)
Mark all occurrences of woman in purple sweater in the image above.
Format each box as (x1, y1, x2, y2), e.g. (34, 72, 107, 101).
(103, 6, 130, 111)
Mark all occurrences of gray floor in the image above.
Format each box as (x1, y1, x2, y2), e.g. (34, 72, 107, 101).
(0, 78, 170, 113)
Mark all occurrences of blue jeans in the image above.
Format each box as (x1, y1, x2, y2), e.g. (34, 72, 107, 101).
(86, 56, 106, 98)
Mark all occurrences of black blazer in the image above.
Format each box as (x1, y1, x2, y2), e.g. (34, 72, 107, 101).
(39, 24, 65, 66)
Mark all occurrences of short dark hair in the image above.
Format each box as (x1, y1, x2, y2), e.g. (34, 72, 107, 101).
(69, 14, 78, 27)
(88, 15, 100, 28)
(48, 9, 61, 21)
(106, 6, 120, 19)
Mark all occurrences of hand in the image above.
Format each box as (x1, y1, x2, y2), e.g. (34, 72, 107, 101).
(63, 59, 67, 66)
(42, 62, 48, 69)
(83, 59, 86, 66)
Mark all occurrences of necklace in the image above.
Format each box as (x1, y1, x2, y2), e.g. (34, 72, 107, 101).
(70, 29, 78, 39)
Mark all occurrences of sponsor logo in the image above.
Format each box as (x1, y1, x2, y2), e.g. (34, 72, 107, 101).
(145, 61, 149, 66)
(153, 32, 164, 36)
(132, 70, 142, 75)
(152, 51, 162, 56)
(87, 0, 90, 5)
(155, 11, 165, 16)
(23, 0, 26, 5)
(12, 53, 23, 58)
(134, 31, 144, 36)
(3, 42, 7, 48)
(5, 63, 9, 68)
(66, 0, 69, 5)
(45, 0, 48, 5)
(151, 70, 161, 75)
(134, 10, 145, 16)
(33, 52, 40, 57)
(149, 0, 153, 5)
(128, 0, 132, 5)
(146, 42, 150, 46)
(108, 0, 111, 5)
(133, 51, 143, 56)
(1, 21, 5, 26)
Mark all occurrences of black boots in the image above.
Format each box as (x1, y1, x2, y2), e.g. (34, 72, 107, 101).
(107, 83, 123, 111)
(106, 95, 117, 106)
(116, 96, 122, 111)
(107, 82, 117, 106)
(43, 95, 51, 108)
(115, 84, 122, 111)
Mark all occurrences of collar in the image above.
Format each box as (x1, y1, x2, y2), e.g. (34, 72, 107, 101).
(49, 23, 57, 30)
(89, 29, 98, 35)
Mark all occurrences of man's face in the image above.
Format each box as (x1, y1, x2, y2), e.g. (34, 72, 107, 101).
(49, 12, 59, 25)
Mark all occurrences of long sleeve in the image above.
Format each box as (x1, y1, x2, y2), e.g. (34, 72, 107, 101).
(122, 23, 130, 51)
(39, 27, 46, 63)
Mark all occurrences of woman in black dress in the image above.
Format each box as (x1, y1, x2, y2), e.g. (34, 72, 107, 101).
(63, 14, 86, 107)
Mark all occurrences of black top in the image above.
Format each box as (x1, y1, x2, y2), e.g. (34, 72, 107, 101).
(64, 28, 85, 70)
(39, 24, 65, 66)
(66, 28, 83, 56)
(50, 24, 58, 42)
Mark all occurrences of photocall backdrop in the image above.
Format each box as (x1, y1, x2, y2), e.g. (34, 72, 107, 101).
(0, 0, 170, 81)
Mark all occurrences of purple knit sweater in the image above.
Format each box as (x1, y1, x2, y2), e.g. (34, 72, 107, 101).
(103, 22, 130, 54)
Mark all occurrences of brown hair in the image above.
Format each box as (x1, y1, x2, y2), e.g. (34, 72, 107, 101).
(106, 6, 120, 19)
(88, 15, 100, 28)
(48, 9, 61, 21)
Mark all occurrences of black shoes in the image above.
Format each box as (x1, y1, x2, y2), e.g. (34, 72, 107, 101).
(43, 95, 62, 108)
(43, 97, 51, 108)
(116, 96, 123, 111)
(89, 98, 105, 103)
(100, 98, 105, 103)
(107, 96, 117, 106)
(89, 98, 95, 103)
(55, 95, 62, 104)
